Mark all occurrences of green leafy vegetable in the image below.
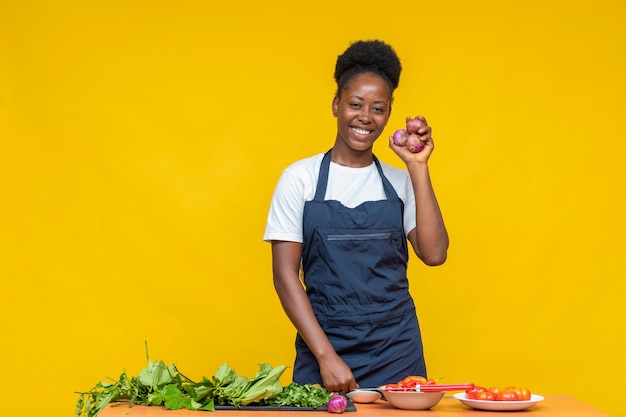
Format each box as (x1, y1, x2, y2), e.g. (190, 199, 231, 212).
(265, 382, 333, 408)
(74, 343, 314, 416)
(211, 362, 287, 406)
(75, 342, 213, 417)
(138, 359, 177, 391)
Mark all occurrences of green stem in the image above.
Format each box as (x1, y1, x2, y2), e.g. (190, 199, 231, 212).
(144, 340, 150, 363)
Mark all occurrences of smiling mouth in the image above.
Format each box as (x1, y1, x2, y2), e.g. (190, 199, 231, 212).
(351, 126, 374, 136)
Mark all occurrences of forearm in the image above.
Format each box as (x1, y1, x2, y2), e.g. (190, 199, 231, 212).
(273, 273, 336, 361)
(271, 242, 357, 391)
(406, 161, 449, 265)
(271, 242, 336, 362)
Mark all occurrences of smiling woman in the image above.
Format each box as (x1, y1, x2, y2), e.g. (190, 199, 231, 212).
(263, 39, 449, 393)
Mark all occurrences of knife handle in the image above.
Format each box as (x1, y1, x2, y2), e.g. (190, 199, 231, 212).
(417, 383, 474, 392)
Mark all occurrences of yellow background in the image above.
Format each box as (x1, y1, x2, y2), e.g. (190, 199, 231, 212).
(1, 1, 625, 416)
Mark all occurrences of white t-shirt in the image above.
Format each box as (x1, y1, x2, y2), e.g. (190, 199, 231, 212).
(263, 153, 416, 243)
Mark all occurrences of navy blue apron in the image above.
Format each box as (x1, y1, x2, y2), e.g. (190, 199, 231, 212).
(293, 150, 426, 388)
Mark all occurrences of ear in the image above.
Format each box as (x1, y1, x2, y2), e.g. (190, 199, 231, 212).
(331, 96, 339, 117)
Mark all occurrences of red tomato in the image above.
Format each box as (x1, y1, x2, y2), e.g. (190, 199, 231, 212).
(476, 391, 497, 401)
(466, 386, 487, 400)
(518, 388, 532, 401)
(509, 387, 524, 400)
(497, 388, 520, 401)
(488, 386, 501, 397)
(385, 383, 399, 389)
(425, 378, 437, 385)
(403, 376, 427, 384)
(402, 375, 427, 388)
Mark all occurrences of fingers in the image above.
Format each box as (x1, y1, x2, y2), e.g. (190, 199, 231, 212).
(414, 118, 431, 138)
(326, 377, 358, 393)
(320, 358, 358, 393)
(419, 125, 432, 137)
(401, 115, 433, 140)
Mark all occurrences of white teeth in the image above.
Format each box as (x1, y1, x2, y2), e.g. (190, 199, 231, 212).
(351, 127, 372, 135)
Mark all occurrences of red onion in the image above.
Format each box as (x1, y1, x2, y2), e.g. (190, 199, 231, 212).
(326, 393, 347, 414)
(406, 116, 425, 134)
(392, 128, 409, 146)
(407, 133, 425, 153)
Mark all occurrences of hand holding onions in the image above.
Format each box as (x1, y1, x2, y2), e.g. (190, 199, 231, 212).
(389, 116, 434, 163)
(390, 115, 433, 161)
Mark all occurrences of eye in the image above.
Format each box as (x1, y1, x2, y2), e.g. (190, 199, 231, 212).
(373, 105, 389, 114)
(349, 102, 361, 109)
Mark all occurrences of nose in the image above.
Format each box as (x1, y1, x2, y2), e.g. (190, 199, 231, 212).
(358, 108, 372, 123)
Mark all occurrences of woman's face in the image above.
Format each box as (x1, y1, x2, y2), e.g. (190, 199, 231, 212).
(332, 72, 392, 153)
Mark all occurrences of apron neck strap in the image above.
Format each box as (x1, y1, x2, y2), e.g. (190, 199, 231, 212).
(314, 149, 399, 201)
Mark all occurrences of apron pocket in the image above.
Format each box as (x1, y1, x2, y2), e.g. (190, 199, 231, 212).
(326, 232, 396, 241)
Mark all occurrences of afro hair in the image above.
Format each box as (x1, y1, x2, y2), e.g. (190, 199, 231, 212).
(334, 40, 402, 96)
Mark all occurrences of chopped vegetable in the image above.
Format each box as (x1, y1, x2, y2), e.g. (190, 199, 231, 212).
(265, 382, 332, 408)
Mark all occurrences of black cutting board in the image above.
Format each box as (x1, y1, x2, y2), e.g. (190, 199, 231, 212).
(214, 398, 356, 412)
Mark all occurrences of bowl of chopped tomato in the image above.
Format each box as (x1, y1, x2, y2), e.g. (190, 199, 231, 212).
(378, 388, 445, 410)
(378, 376, 445, 410)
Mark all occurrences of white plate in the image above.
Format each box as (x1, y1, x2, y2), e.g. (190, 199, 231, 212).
(346, 389, 382, 403)
(452, 393, 544, 411)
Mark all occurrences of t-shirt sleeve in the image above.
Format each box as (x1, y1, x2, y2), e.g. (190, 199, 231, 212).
(402, 173, 417, 237)
(263, 169, 306, 243)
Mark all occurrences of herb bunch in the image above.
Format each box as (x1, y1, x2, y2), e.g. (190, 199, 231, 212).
(264, 382, 332, 408)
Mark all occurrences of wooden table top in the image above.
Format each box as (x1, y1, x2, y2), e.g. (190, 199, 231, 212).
(98, 394, 612, 416)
